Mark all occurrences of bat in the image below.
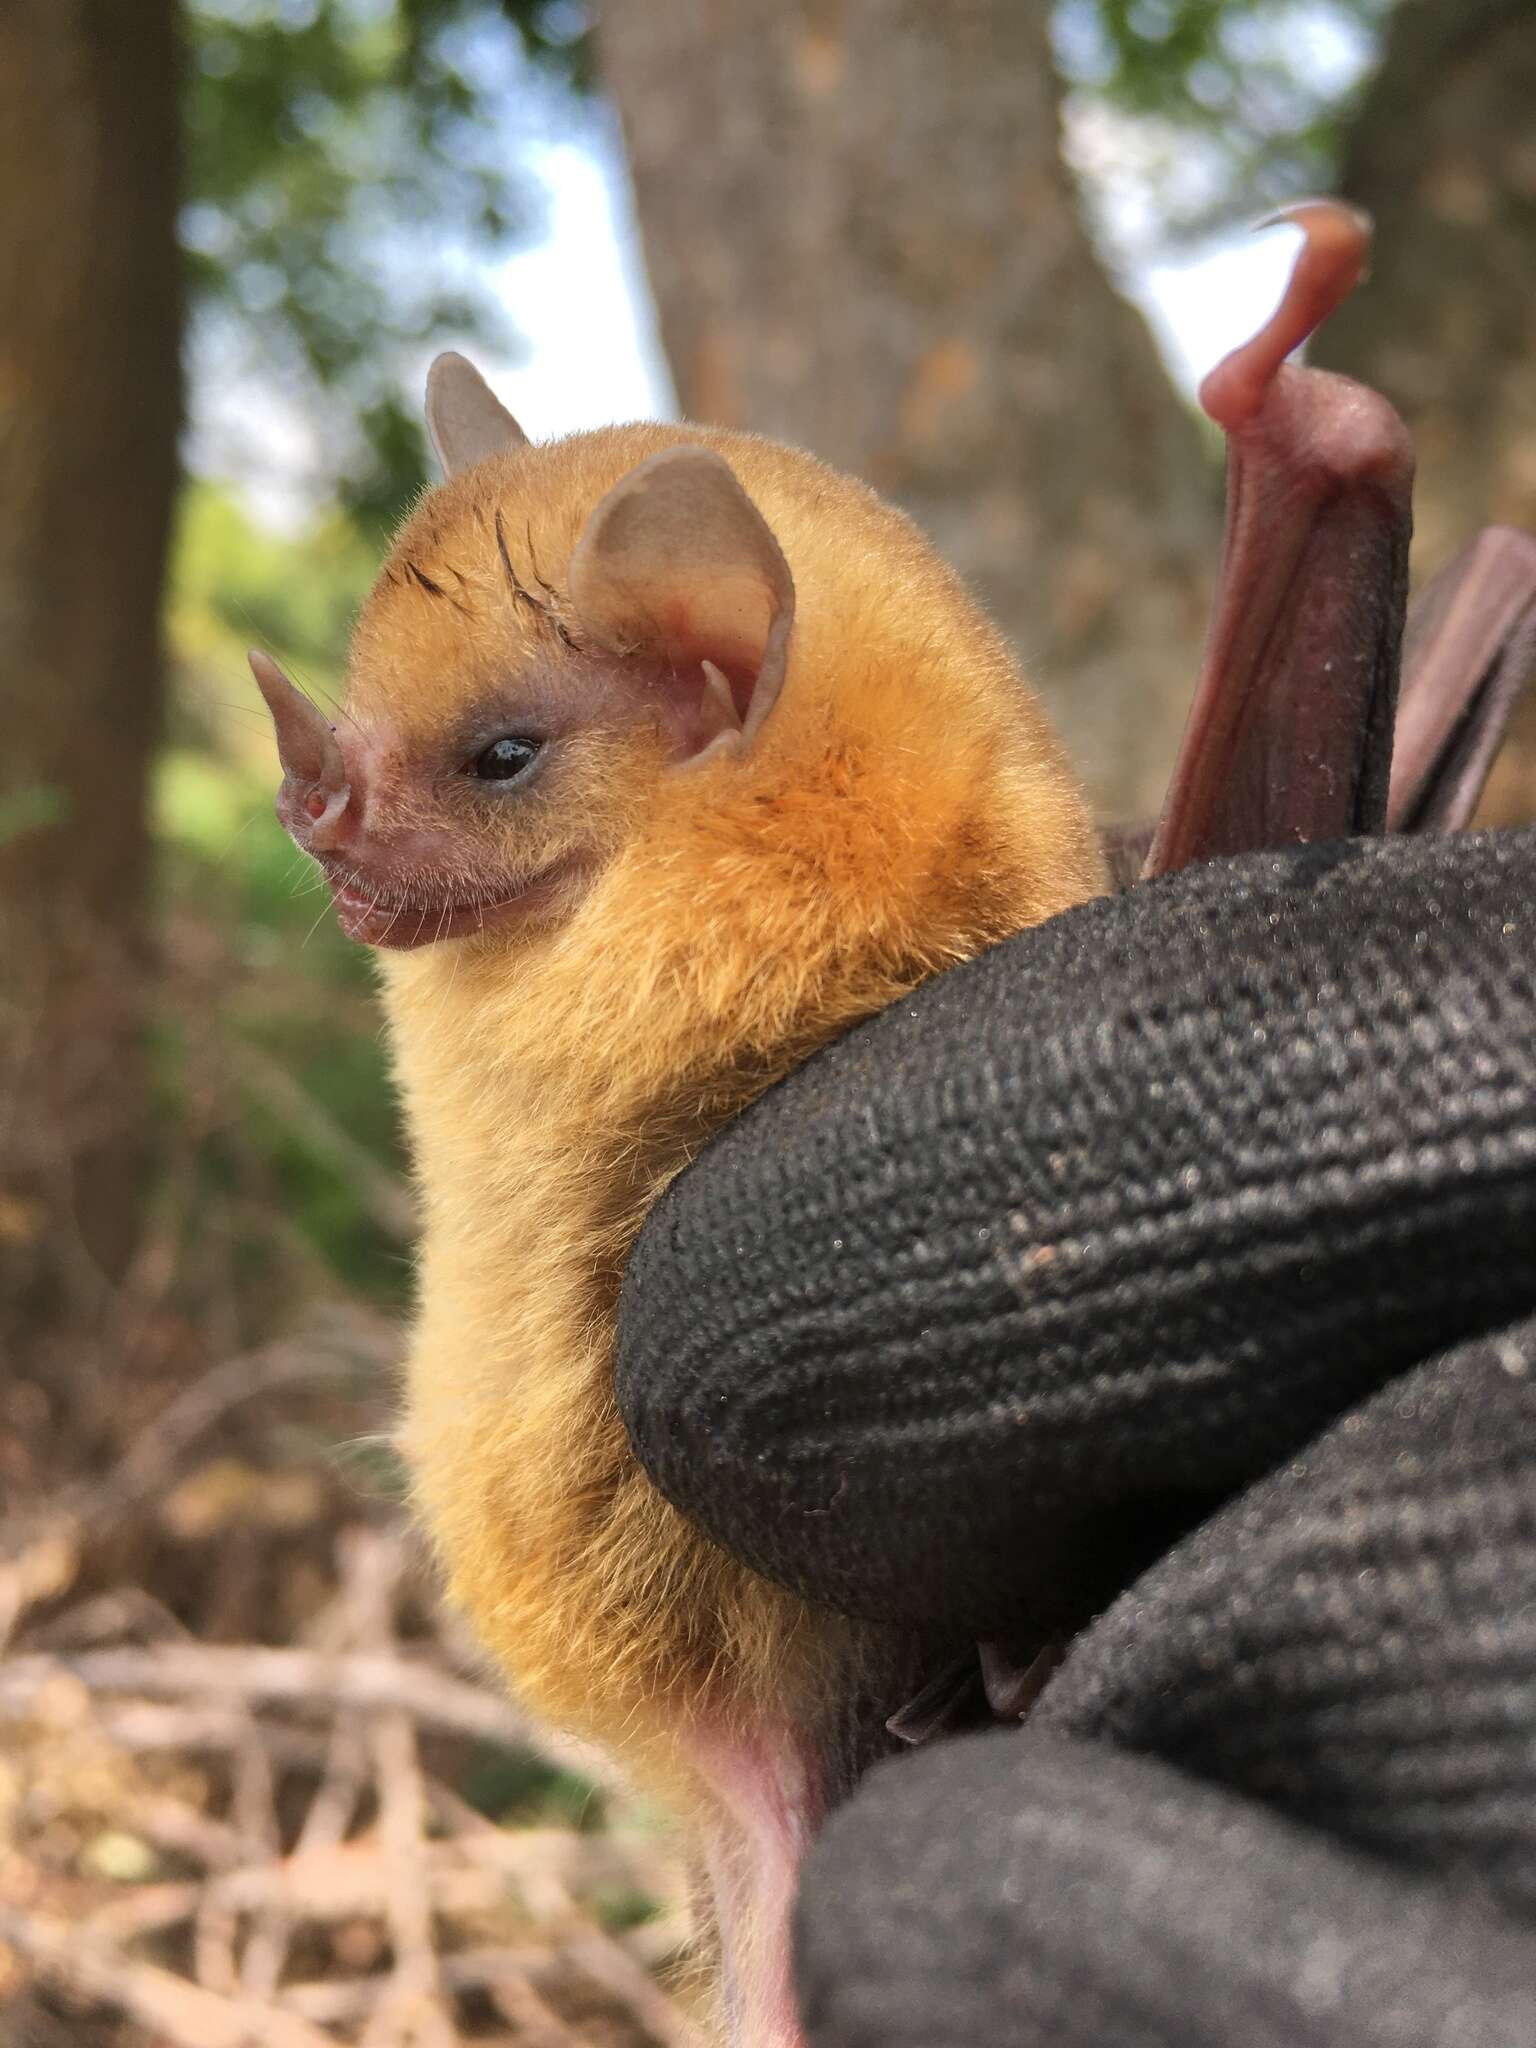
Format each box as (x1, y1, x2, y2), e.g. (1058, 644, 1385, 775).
(254, 395, 1105, 2045)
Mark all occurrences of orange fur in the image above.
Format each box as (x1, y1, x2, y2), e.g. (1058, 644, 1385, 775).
(344, 421, 1106, 1817)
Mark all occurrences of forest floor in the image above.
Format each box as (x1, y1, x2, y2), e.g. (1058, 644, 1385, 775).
(0, 1310, 701, 2048)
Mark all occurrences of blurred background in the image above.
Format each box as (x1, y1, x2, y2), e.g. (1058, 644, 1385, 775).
(1, 2, 1533, 2041)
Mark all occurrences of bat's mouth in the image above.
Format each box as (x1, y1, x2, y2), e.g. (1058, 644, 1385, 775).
(321, 858, 586, 948)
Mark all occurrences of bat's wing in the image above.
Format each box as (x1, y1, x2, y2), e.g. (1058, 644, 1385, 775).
(1109, 528, 1536, 879)
(1141, 204, 1411, 881)
(1388, 526, 1536, 834)
(1099, 821, 1154, 892)
(1125, 204, 1536, 885)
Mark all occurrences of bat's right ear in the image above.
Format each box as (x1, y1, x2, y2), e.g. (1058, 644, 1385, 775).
(424, 352, 528, 479)
(568, 444, 795, 765)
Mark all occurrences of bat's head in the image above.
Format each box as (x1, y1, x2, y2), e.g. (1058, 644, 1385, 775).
(257, 354, 1103, 958)
(257, 356, 798, 954)
(254, 359, 798, 949)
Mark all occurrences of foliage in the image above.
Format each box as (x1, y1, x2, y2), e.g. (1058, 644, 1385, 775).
(185, 0, 590, 530)
(171, 475, 378, 683)
(1056, 0, 1398, 233)
(181, 0, 1404, 522)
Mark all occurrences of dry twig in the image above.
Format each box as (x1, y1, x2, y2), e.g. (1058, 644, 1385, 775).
(2, 1643, 550, 1749)
(0, 1336, 698, 2048)
(0, 1903, 338, 2048)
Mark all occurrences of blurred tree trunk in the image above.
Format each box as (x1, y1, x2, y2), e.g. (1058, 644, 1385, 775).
(592, 0, 1217, 818)
(1315, 0, 1536, 823)
(0, 3, 181, 1399)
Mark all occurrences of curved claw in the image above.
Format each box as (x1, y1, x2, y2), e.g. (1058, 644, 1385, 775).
(1199, 200, 1371, 433)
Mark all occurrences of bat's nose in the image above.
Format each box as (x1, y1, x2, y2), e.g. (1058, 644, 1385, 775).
(249, 649, 348, 788)
(249, 648, 360, 852)
(300, 778, 358, 852)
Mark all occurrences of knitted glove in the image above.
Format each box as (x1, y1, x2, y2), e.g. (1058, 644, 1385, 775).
(618, 827, 1536, 2045)
(618, 829, 1536, 1636)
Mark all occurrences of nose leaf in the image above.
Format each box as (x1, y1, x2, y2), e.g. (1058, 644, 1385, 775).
(249, 649, 348, 798)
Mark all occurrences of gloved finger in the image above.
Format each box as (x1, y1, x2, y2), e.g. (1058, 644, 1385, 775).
(795, 1726, 1536, 2048)
(617, 828, 1536, 1635)
(1034, 1311, 1536, 1915)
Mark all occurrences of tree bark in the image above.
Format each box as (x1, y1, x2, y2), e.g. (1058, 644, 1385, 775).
(1315, 0, 1536, 822)
(0, 4, 182, 1371)
(592, 0, 1217, 817)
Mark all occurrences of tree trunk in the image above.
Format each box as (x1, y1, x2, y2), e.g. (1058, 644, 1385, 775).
(1315, 0, 1536, 822)
(0, 2, 182, 1395)
(592, 0, 1217, 817)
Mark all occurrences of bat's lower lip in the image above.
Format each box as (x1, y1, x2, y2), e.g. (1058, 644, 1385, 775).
(327, 863, 582, 948)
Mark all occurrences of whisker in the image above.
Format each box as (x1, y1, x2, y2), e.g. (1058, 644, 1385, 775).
(215, 598, 357, 730)
(300, 895, 337, 949)
(210, 588, 341, 705)
(525, 521, 578, 649)
(213, 811, 262, 867)
(284, 661, 356, 730)
(207, 699, 274, 728)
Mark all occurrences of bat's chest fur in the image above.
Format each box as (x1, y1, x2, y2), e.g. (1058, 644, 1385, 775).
(386, 915, 850, 1809)
(381, 756, 1099, 1809)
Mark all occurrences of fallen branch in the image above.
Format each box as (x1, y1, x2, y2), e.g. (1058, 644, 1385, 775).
(93, 1698, 330, 1764)
(560, 1929, 705, 2048)
(281, 1938, 698, 2043)
(80, 1833, 658, 1931)
(344, 1526, 459, 2048)
(0, 1903, 338, 2048)
(0, 1313, 392, 1651)
(0, 1522, 78, 1653)
(0, 1643, 559, 1756)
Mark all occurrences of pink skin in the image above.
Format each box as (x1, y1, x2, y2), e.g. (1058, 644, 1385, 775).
(250, 649, 566, 948)
(1145, 200, 1415, 878)
(321, 857, 587, 948)
(689, 1725, 823, 2048)
(1196, 201, 1370, 434)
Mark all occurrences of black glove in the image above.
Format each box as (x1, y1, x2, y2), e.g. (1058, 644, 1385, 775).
(796, 1308, 1536, 2046)
(616, 826, 1536, 2043)
(618, 828, 1536, 1634)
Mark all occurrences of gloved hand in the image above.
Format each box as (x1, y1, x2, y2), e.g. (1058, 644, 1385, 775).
(616, 825, 1536, 2045)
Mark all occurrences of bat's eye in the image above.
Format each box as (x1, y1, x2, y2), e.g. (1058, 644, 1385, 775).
(472, 736, 542, 782)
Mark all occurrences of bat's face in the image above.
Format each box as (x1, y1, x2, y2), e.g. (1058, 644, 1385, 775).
(256, 427, 800, 952)
(259, 606, 663, 953)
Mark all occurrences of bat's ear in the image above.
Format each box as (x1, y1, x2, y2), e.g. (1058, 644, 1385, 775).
(568, 445, 795, 765)
(425, 352, 528, 478)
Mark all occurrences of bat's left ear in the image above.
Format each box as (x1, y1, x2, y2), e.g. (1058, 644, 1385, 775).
(425, 352, 528, 478)
(568, 444, 795, 765)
